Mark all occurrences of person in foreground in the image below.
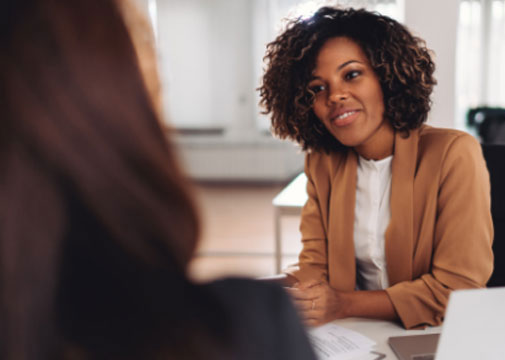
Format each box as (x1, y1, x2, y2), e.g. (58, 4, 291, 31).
(0, 1, 317, 359)
(259, 7, 494, 329)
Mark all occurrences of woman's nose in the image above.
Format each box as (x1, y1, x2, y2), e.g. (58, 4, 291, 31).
(327, 86, 348, 104)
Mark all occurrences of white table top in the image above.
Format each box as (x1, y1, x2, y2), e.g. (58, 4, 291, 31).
(272, 172, 308, 209)
(325, 318, 442, 359)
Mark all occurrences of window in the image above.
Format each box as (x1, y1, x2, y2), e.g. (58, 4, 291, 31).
(456, 0, 505, 130)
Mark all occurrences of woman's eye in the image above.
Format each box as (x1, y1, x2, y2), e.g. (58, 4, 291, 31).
(344, 70, 361, 80)
(309, 85, 325, 94)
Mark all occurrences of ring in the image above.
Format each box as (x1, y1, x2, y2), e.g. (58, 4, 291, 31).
(311, 300, 315, 310)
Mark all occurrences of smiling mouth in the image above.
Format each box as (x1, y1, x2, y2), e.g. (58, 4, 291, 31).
(336, 110, 358, 120)
(332, 110, 360, 126)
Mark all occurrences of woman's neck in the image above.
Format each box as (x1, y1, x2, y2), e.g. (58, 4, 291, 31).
(354, 121, 395, 161)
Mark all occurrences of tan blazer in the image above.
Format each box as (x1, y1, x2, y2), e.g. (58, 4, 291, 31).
(286, 125, 494, 329)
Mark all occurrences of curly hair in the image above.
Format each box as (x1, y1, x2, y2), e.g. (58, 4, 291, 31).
(258, 7, 436, 153)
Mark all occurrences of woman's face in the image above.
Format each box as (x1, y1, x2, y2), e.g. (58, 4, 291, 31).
(308, 36, 389, 155)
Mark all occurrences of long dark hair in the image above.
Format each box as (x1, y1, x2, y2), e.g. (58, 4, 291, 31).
(0, 0, 229, 359)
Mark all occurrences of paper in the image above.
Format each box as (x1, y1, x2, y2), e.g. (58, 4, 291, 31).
(308, 323, 376, 360)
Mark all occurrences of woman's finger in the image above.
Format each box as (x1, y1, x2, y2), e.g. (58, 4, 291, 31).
(292, 298, 315, 312)
(297, 279, 324, 289)
(303, 317, 322, 328)
(285, 286, 318, 300)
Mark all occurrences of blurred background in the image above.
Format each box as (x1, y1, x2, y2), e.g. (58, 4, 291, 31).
(133, 0, 505, 281)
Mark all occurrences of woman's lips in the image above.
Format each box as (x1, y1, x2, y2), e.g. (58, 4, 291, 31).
(332, 109, 360, 127)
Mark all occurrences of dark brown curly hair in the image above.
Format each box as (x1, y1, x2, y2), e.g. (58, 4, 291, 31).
(258, 7, 436, 153)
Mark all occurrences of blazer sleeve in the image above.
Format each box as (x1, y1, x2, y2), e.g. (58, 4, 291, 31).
(386, 134, 494, 329)
(285, 153, 329, 283)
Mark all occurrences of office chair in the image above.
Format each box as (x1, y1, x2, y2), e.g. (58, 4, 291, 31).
(467, 107, 505, 144)
(481, 144, 505, 287)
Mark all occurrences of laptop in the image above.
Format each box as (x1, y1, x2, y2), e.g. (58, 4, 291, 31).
(388, 333, 439, 360)
(435, 287, 505, 360)
(388, 287, 505, 360)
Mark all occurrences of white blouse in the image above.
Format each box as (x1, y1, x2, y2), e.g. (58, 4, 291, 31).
(353, 155, 393, 290)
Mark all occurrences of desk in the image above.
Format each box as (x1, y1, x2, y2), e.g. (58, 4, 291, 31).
(328, 318, 441, 359)
(272, 172, 308, 272)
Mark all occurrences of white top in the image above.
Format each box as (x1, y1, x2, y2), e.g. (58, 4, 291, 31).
(353, 155, 393, 290)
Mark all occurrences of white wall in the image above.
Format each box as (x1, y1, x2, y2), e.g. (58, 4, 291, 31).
(156, 0, 305, 181)
(156, 0, 259, 138)
(403, 0, 460, 128)
(157, 0, 216, 128)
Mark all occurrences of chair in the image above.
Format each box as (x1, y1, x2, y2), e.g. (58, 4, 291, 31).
(481, 144, 505, 287)
(467, 107, 505, 144)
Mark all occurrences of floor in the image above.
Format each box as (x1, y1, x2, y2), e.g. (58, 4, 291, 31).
(187, 183, 303, 282)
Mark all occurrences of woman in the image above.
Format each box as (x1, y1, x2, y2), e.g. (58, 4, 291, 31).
(259, 7, 493, 329)
(0, 1, 316, 359)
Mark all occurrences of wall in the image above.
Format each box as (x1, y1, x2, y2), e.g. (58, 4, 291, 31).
(156, 0, 305, 181)
(403, 0, 460, 128)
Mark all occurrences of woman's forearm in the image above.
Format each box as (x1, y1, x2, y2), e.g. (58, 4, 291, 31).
(287, 281, 398, 326)
(341, 290, 398, 321)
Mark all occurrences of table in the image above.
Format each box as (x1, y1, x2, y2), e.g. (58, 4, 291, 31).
(272, 172, 308, 272)
(327, 318, 442, 359)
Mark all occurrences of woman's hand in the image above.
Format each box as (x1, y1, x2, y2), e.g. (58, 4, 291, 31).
(286, 280, 398, 327)
(286, 280, 348, 327)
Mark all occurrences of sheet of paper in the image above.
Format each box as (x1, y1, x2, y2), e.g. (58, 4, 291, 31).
(308, 323, 376, 360)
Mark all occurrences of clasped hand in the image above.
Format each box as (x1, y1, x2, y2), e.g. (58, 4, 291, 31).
(286, 280, 347, 327)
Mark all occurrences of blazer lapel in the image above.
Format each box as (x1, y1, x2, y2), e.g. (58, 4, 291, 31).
(385, 130, 419, 285)
(327, 150, 358, 291)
